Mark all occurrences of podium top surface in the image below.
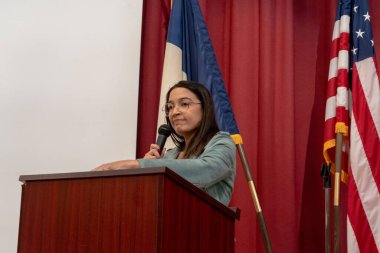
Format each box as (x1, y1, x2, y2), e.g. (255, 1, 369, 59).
(20, 167, 176, 182)
(19, 167, 240, 219)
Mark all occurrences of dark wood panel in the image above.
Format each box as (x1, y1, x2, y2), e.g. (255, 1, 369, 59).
(161, 176, 235, 253)
(19, 168, 239, 220)
(18, 168, 238, 253)
(18, 175, 161, 253)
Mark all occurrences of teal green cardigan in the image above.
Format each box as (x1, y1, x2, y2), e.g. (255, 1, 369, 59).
(137, 131, 236, 205)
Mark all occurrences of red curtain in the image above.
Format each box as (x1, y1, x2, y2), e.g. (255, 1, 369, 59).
(137, 0, 380, 252)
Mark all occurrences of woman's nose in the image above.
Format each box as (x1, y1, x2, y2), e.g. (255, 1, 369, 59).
(172, 104, 181, 114)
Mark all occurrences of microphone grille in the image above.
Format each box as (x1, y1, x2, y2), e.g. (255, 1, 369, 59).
(158, 124, 172, 137)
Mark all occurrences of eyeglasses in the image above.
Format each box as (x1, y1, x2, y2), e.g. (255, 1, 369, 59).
(163, 99, 202, 116)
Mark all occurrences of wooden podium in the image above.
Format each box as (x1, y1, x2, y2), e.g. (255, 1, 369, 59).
(18, 167, 239, 253)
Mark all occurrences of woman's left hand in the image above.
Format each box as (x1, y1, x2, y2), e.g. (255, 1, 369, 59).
(92, 160, 139, 171)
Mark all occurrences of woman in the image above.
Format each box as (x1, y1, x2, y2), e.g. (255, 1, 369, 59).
(93, 81, 236, 205)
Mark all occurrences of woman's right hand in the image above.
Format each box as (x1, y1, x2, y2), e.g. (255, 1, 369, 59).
(144, 144, 163, 159)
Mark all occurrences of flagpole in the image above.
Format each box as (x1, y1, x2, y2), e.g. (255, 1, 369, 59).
(321, 163, 331, 253)
(236, 144, 273, 253)
(333, 133, 343, 253)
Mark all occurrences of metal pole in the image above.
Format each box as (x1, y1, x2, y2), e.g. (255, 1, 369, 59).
(325, 190, 331, 253)
(321, 163, 332, 253)
(333, 133, 343, 253)
(237, 144, 273, 253)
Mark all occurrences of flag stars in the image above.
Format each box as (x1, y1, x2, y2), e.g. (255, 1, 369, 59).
(352, 47, 358, 55)
(363, 12, 371, 21)
(356, 29, 365, 38)
(353, 6, 358, 13)
(371, 40, 374, 46)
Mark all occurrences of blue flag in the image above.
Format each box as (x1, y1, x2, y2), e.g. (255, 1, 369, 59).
(161, 0, 242, 144)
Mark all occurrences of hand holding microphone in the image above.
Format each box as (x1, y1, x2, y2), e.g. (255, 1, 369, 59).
(144, 124, 171, 159)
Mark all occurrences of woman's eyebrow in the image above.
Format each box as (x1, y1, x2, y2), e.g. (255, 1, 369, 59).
(168, 97, 193, 103)
(178, 97, 193, 101)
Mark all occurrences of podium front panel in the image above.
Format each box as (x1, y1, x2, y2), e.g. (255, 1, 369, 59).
(18, 168, 238, 253)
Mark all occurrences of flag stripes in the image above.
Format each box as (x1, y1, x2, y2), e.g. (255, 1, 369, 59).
(345, 0, 380, 251)
(352, 61, 380, 189)
(350, 60, 380, 251)
(348, 172, 378, 253)
(323, 11, 351, 183)
(325, 0, 380, 251)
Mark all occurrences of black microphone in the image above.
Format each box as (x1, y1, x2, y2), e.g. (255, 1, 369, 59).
(156, 124, 172, 152)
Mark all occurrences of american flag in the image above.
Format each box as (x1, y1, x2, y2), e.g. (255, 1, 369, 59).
(323, 0, 352, 184)
(324, 0, 380, 252)
(347, 0, 380, 251)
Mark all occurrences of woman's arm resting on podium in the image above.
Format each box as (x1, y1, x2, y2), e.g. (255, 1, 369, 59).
(92, 160, 140, 171)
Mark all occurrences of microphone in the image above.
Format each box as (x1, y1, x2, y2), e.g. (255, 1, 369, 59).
(156, 124, 172, 152)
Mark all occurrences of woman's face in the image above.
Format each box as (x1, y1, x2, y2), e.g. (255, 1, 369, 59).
(167, 87, 203, 141)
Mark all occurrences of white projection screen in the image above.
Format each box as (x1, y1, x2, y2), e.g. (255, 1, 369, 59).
(0, 0, 143, 251)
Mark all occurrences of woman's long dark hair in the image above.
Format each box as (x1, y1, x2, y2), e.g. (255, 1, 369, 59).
(165, 80, 219, 158)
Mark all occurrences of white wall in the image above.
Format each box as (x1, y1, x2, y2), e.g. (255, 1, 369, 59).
(0, 0, 142, 251)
